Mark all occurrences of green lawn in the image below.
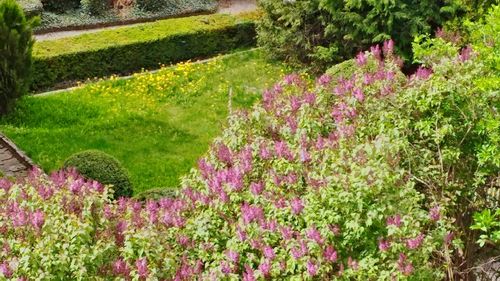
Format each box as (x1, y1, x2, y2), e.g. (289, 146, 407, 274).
(0, 49, 288, 194)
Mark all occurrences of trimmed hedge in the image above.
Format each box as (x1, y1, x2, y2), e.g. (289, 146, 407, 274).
(32, 14, 256, 91)
(64, 150, 133, 198)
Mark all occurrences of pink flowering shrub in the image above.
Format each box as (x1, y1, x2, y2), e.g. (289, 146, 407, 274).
(1, 8, 498, 278)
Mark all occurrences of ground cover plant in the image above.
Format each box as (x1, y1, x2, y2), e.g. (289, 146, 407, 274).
(0, 49, 289, 194)
(0, 5, 497, 279)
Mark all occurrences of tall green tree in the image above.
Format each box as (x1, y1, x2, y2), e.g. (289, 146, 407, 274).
(0, 0, 37, 114)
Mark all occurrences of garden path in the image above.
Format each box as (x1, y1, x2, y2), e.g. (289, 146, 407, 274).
(0, 133, 34, 178)
(35, 0, 257, 41)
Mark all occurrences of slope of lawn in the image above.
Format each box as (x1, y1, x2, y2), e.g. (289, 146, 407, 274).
(0, 49, 289, 193)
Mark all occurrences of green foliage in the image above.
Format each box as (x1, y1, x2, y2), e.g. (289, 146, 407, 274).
(471, 209, 500, 247)
(0, 49, 288, 193)
(64, 149, 133, 198)
(41, 0, 80, 13)
(31, 13, 256, 91)
(0, 0, 36, 114)
(257, 0, 458, 71)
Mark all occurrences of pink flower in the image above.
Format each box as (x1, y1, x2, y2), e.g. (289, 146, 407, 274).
(113, 258, 130, 276)
(300, 148, 311, 163)
(406, 233, 425, 250)
(259, 144, 272, 160)
(284, 74, 300, 85)
(306, 260, 318, 276)
(307, 226, 324, 244)
(136, 258, 148, 280)
(31, 210, 45, 231)
(363, 73, 374, 85)
(241, 203, 264, 224)
(258, 260, 271, 277)
(290, 198, 304, 215)
(370, 45, 382, 60)
(356, 52, 367, 66)
(263, 246, 275, 260)
(280, 226, 294, 240)
(378, 238, 391, 252)
(220, 261, 232, 274)
(243, 264, 256, 281)
(397, 253, 413, 276)
(291, 247, 303, 259)
(250, 181, 265, 195)
(274, 141, 294, 161)
(0, 261, 13, 278)
(353, 88, 365, 102)
(324, 245, 338, 262)
(69, 178, 84, 194)
(429, 205, 440, 221)
(237, 227, 247, 241)
(317, 74, 332, 86)
(304, 92, 317, 105)
(348, 257, 359, 270)
(413, 67, 433, 80)
(227, 250, 239, 264)
(217, 144, 233, 165)
(383, 39, 395, 55)
(386, 214, 402, 228)
(445, 232, 454, 245)
(459, 45, 473, 62)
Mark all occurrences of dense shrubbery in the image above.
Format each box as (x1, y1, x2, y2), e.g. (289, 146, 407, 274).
(0, 6, 497, 277)
(257, 0, 496, 71)
(0, 0, 36, 114)
(64, 150, 132, 198)
(31, 14, 256, 90)
(40, 0, 79, 13)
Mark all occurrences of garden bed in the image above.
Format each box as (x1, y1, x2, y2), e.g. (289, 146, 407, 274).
(0, 49, 288, 194)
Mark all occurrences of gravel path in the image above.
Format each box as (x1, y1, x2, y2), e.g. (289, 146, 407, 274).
(35, 0, 258, 41)
(0, 134, 34, 178)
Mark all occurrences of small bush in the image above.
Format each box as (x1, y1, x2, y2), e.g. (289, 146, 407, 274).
(63, 150, 132, 198)
(0, 0, 36, 114)
(81, 0, 111, 16)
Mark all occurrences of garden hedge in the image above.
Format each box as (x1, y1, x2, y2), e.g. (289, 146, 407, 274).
(32, 13, 256, 91)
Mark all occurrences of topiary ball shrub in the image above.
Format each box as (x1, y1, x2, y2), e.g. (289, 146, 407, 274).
(63, 150, 132, 198)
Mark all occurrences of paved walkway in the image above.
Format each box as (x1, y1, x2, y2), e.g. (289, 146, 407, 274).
(0, 134, 33, 178)
(35, 0, 258, 41)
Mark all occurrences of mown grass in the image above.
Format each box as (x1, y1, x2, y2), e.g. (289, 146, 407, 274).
(0, 49, 289, 194)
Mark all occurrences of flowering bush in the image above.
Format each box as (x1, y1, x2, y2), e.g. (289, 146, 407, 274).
(0, 7, 498, 279)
